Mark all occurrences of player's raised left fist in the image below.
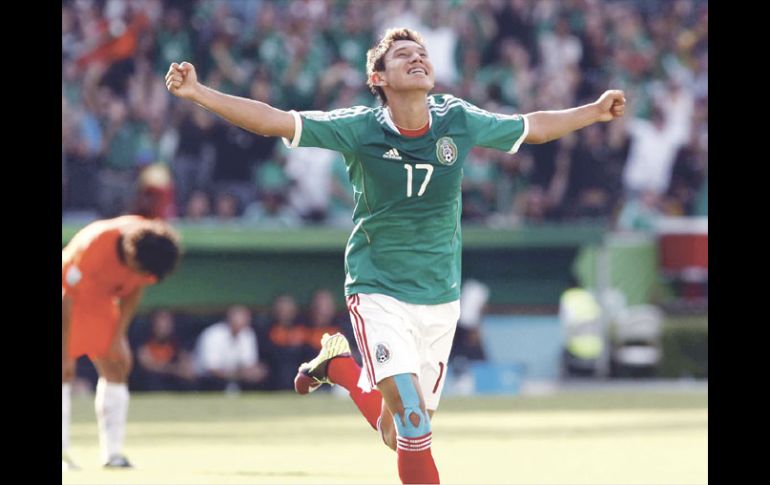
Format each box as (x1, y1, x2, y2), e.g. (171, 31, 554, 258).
(594, 90, 626, 122)
(165, 61, 199, 100)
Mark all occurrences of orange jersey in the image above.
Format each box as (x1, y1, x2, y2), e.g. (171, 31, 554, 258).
(62, 215, 158, 298)
(63, 215, 158, 358)
(306, 326, 342, 350)
(268, 324, 309, 348)
(143, 340, 178, 365)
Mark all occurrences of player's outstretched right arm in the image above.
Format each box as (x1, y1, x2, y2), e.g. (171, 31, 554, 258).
(165, 62, 295, 140)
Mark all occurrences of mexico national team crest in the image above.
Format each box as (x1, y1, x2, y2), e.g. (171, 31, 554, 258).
(436, 137, 458, 165)
(375, 342, 392, 364)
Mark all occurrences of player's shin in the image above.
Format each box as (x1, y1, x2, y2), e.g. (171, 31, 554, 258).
(94, 378, 130, 463)
(328, 356, 383, 430)
(391, 374, 440, 484)
(62, 383, 71, 453)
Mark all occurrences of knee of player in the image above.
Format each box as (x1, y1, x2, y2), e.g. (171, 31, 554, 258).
(394, 406, 431, 437)
(62, 367, 75, 383)
(391, 374, 431, 438)
(114, 357, 133, 377)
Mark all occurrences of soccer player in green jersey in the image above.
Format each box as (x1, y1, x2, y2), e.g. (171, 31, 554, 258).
(166, 27, 625, 484)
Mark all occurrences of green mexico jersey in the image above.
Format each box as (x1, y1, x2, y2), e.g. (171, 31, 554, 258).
(283, 94, 528, 304)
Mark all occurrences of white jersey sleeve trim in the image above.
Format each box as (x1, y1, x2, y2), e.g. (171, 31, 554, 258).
(281, 110, 302, 149)
(508, 114, 529, 154)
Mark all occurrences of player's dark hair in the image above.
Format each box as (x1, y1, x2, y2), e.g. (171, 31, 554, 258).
(125, 222, 182, 281)
(366, 28, 426, 106)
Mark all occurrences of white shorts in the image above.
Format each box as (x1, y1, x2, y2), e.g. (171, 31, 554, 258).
(346, 293, 460, 410)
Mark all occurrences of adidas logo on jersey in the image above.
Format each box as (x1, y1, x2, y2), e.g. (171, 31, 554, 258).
(383, 148, 403, 160)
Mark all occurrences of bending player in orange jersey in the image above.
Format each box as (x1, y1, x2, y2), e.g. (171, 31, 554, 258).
(61, 215, 181, 470)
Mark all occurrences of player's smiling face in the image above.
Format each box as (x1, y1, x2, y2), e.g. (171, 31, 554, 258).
(380, 40, 434, 93)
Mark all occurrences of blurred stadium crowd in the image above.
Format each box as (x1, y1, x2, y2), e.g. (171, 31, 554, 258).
(62, 0, 707, 228)
(71, 288, 484, 393)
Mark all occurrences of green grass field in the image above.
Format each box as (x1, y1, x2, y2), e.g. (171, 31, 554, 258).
(64, 388, 707, 484)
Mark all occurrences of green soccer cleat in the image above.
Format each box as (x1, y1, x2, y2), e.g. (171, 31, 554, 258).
(294, 332, 351, 395)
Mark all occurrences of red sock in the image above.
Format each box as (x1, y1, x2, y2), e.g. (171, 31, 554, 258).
(328, 356, 382, 430)
(397, 433, 440, 484)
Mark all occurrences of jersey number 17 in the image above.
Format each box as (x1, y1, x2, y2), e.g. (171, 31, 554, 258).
(403, 164, 434, 197)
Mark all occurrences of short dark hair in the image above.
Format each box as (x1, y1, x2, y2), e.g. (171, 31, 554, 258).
(366, 28, 426, 106)
(124, 221, 181, 281)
